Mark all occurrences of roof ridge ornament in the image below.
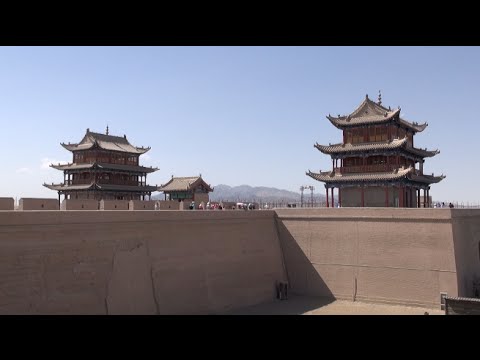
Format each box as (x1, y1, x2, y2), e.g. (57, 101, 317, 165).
(106, 125, 109, 135)
(378, 90, 382, 105)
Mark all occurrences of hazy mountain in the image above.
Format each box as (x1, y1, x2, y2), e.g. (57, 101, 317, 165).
(209, 184, 325, 203)
(153, 184, 325, 203)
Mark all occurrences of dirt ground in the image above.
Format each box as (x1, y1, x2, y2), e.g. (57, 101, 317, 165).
(228, 295, 444, 315)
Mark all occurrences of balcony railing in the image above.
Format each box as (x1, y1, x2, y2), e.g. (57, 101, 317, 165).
(67, 180, 147, 186)
(340, 164, 398, 174)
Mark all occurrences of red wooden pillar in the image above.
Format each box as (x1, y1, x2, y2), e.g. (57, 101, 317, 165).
(339, 188, 342, 207)
(399, 186, 404, 208)
(409, 187, 413, 208)
(385, 186, 389, 207)
(331, 187, 335, 207)
(361, 186, 365, 207)
(326, 187, 329, 208)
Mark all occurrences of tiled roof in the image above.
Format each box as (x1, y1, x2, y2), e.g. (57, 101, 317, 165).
(409, 172, 446, 184)
(307, 167, 445, 185)
(327, 96, 427, 133)
(444, 296, 480, 303)
(43, 183, 95, 191)
(315, 137, 408, 154)
(158, 176, 213, 192)
(50, 162, 158, 173)
(406, 146, 440, 158)
(43, 182, 158, 192)
(61, 130, 150, 154)
(315, 137, 439, 158)
(306, 166, 414, 183)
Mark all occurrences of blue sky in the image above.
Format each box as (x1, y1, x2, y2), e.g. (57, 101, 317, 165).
(0, 46, 478, 202)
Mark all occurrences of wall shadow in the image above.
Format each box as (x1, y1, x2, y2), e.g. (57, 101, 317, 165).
(225, 217, 335, 315)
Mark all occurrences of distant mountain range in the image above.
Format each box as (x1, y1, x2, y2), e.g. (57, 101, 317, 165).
(153, 184, 325, 203)
(210, 184, 326, 203)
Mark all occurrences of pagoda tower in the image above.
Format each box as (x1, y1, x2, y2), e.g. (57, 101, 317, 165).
(44, 127, 158, 202)
(307, 93, 445, 208)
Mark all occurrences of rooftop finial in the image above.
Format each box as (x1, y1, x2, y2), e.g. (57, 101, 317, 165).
(86, 128, 90, 133)
(366, 94, 369, 99)
(106, 125, 109, 135)
(378, 90, 382, 105)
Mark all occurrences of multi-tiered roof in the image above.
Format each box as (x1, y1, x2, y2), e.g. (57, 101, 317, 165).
(44, 128, 158, 199)
(307, 94, 445, 207)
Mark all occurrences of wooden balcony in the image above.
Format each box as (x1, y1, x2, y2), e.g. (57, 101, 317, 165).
(340, 164, 398, 174)
(68, 179, 147, 186)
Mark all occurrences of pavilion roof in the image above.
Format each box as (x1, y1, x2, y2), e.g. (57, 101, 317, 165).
(326, 95, 427, 133)
(315, 137, 440, 158)
(158, 176, 213, 192)
(306, 166, 414, 183)
(306, 166, 445, 185)
(50, 162, 158, 173)
(61, 129, 150, 154)
(43, 182, 158, 192)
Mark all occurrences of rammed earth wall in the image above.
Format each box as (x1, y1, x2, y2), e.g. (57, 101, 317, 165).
(0, 208, 478, 314)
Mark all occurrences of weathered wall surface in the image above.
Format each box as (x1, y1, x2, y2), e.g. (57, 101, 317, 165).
(0, 208, 478, 314)
(61, 199, 99, 210)
(157, 200, 181, 210)
(275, 208, 470, 308)
(0, 210, 285, 314)
(129, 200, 156, 210)
(19, 198, 59, 210)
(99, 200, 129, 210)
(0, 198, 14, 210)
(450, 210, 480, 298)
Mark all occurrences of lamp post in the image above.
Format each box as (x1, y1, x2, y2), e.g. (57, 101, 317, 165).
(300, 185, 315, 207)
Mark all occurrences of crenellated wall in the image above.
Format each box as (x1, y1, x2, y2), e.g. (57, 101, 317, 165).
(99, 200, 129, 210)
(18, 198, 59, 210)
(61, 199, 99, 210)
(129, 200, 156, 210)
(0, 198, 14, 210)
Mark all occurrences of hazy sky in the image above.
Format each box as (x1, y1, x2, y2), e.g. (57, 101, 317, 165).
(0, 46, 478, 202)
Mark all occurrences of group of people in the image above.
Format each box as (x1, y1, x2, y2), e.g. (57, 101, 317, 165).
(189, 201, 223, 210)
(433, 202, 454, 208)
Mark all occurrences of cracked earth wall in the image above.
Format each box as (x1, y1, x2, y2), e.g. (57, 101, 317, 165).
(0, 210, 286, 314)
(0, 209, 479, 313)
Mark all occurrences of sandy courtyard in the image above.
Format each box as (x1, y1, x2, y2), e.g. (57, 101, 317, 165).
(228, 296, 444, 315)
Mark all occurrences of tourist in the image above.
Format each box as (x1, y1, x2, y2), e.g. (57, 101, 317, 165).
(449, 202, 454, 208)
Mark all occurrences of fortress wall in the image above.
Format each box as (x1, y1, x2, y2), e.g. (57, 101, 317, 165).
(0, 210, 285, 314)
(275, 208, 465, 308)
(0, 198, 14, 210)
(18, 198, 59, 211)
(0, 207, 477, 313)
(61, 199, 99, 210)
(450, 210, 480, 298)
(99, 200, 129, 210)
(157, 201, 181, 210)
(129, 200, 156, 210)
